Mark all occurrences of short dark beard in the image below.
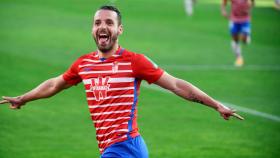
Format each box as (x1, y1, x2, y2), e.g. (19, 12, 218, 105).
(98, 47, 112, 53)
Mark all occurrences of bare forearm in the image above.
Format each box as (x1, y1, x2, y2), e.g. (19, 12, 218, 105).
(155, 72, 239, 120)
(21, 80, 59, 102)
(20, 76, 70, 103)
(1, 75, 71, 109)
(171, 79, 221, 110)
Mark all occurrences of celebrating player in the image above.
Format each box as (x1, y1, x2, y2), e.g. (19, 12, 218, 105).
(221, 0, 254, 67)
(0, 5, 243, 158)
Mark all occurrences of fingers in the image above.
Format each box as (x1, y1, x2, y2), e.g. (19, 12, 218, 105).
(229, 108, 244, 120)
(2, 96, 13, 101)
(221, 112, 244, 121)
(232, 113, 244, 120)
(1, 96, 22, 110)
(0, 100, 9, 104)
(0, 96, 12, 104)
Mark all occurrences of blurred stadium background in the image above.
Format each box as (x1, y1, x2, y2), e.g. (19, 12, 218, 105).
(0, 0, 279, 157)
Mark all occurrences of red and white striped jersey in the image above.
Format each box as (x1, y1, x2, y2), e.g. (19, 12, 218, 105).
(230, 0, 251, 23)
(62, 47, 163, 153)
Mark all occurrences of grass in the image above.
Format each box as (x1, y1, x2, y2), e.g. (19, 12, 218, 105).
(0, 0, 280, 158)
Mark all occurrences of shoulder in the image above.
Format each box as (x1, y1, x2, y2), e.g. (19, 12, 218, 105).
(121, 49, 145, 61)
(73, 52, 96, 63)
(78, 52, 96, 60)
(122, 49, 137, 57)
(67, 52, 96, 68)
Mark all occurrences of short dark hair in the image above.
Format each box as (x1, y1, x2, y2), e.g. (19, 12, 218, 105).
(99, 5, 122, 25)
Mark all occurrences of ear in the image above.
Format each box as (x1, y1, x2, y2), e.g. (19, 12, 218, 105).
(118, 24, 123, 35)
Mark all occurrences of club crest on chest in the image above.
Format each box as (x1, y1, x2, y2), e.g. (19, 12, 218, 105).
(112, 61, 118, 73)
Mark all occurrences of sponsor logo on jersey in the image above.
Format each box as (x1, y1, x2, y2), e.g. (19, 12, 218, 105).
(90, 76, 110, 101)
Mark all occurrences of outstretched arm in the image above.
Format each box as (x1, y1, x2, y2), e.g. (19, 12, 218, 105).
(0, 75, 72, 109)
(154, 72, 242, 120)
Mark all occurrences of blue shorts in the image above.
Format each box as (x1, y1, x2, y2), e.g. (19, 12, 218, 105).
(229, 21, 251, 36)
(101, 136, 149, 158)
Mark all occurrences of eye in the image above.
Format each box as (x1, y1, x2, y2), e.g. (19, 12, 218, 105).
(106, 20, 114, 26)
(94, 20, 101, 26)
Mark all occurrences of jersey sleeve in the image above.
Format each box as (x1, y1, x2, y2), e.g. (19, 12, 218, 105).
(62, 58, 82, 85)
(132, 54, 164, 84)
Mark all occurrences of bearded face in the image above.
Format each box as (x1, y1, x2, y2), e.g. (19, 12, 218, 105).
(92, 10, 123, 53)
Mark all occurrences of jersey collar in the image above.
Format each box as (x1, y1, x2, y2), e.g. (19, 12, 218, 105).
(94, 46, 125, 61)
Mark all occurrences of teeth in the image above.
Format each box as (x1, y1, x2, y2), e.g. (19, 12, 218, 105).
(99, 34, 109, 38)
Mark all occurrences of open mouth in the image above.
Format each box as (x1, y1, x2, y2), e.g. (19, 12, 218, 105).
(98, 33, 110, 44)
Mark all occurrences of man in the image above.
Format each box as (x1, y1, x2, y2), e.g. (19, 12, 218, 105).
(221, 0, 254, 67)
(0, 5, 242, 158)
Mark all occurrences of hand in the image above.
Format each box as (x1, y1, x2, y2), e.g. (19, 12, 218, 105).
(0, 96, 26, 109)
(221, 10, 229, 19)
(217, 104, 244, 120)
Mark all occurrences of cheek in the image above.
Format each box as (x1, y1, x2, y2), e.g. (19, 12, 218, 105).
(111, 27, 119, 35)
(92, 27, 97, 34)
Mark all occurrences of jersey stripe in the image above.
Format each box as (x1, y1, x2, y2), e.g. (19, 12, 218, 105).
(87, 94, 134, 101)
(93, 116, 130, 123)
(83, 77, 135, 85)
(82, 59, 102, 63)
(89, 102, 133, 109)
(91, 112, 132, 121)
(98, 135, 127, 145)
(79, 62, 131, 68)
(96, 129, 129, 138)
(91, 110, 131, 116)
(95, 122, 128, 130)
(79, 70, 132, 75)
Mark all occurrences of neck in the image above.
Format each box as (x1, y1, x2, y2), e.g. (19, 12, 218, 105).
(98, 44, 119, 59)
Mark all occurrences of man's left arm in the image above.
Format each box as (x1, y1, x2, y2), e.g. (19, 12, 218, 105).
(154, 72, 236, 120)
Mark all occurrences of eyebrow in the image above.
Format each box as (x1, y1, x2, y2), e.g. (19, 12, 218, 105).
(94, 18, 115, 22)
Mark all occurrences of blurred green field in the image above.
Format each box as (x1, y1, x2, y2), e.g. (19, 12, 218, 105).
(0, 0, 280, 158)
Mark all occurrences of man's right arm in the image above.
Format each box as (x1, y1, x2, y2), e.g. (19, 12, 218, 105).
(0, 75, 72, 109)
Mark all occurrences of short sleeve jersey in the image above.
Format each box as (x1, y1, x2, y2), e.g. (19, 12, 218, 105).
(63, 47, 163, 153)
(230, 0, 251, 23)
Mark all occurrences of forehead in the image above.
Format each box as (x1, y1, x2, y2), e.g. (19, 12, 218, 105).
(94, 9, 118, 21)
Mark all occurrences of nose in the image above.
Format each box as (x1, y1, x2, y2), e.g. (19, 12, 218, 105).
(99, 21, 107, 29)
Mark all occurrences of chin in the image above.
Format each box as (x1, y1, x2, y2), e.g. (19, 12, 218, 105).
(98, 42, 116, 53)
(98, 46, 112, 53)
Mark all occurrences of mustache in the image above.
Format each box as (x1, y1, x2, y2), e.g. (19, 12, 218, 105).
(97, 28, 110, 35)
